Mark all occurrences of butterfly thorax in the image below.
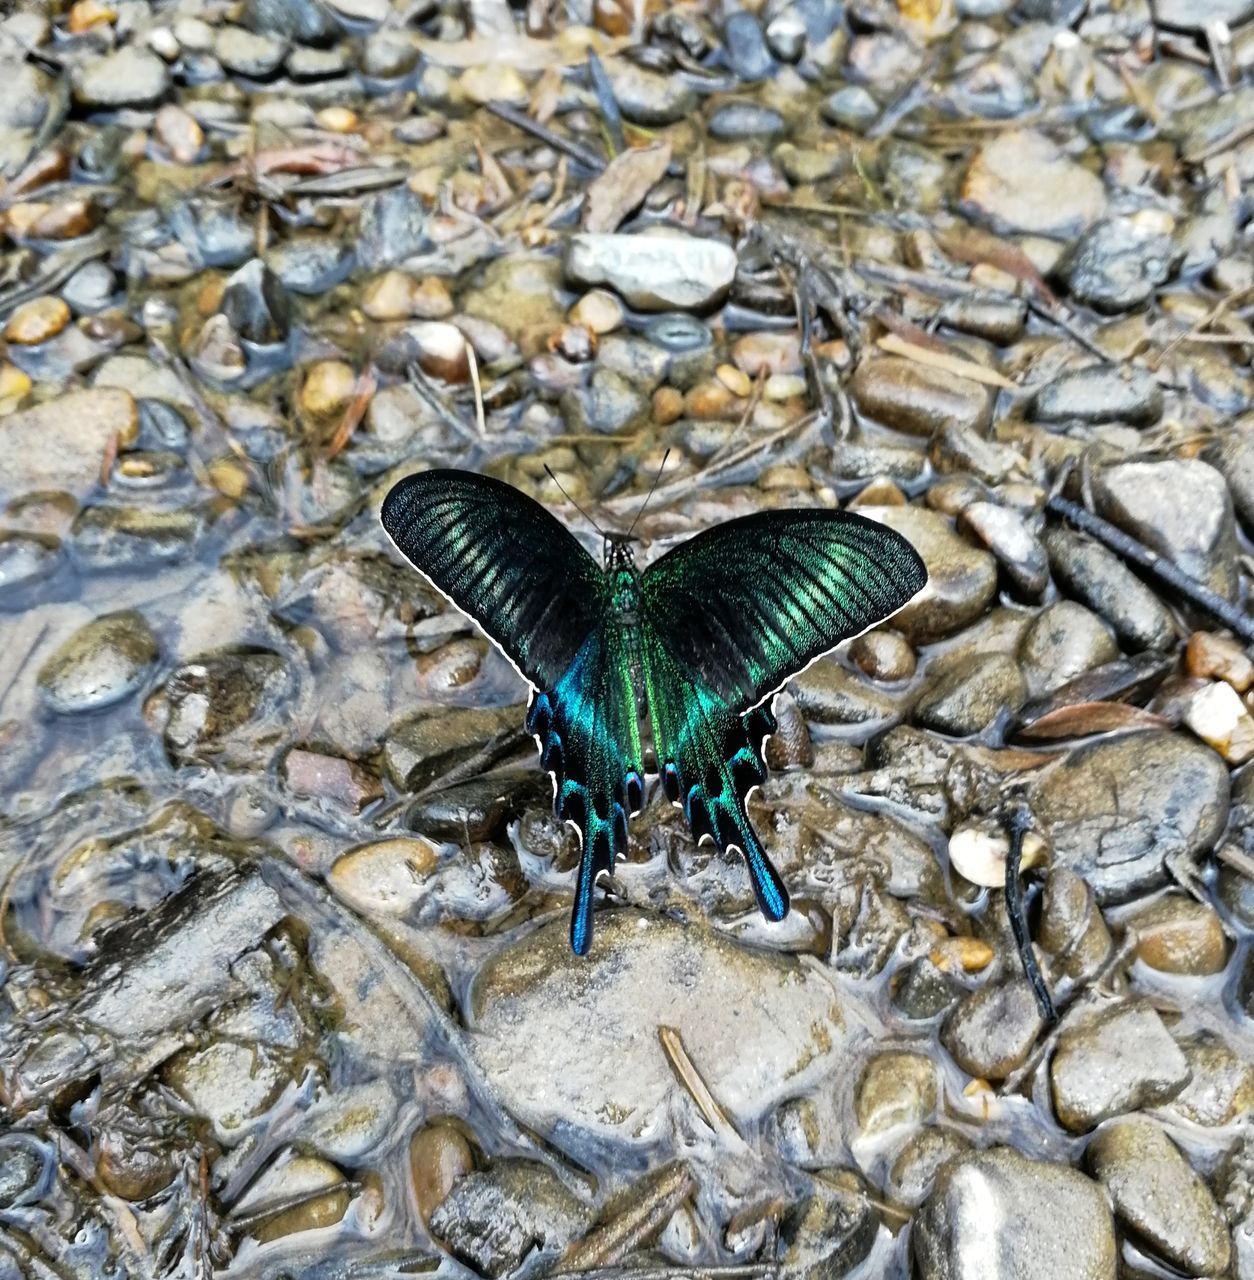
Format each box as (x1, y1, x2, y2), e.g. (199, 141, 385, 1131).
(603, 534, 647, 720)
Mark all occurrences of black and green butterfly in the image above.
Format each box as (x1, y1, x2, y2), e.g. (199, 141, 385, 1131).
(381, 470, 927, 955)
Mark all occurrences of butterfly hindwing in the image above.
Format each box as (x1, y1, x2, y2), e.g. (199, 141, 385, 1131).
(641, 509, 928, 709)
(527, 625, 643, 954)
(642, 508, 928, 916)
(381, 469, 606, 689)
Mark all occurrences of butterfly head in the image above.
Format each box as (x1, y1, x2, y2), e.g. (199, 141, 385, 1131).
(602, 532, 639, 571)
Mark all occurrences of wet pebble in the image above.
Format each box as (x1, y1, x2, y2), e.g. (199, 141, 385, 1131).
(855, 1050, 936, 1136)
(1061, 217, 1177, 313)
(822, 85, 880, 130)
(1017, 601, 1118, 695)
(1093, 459, 1238, 599)
(566, 233, 737, 312)
(914, 1148, 1116, 1280)
(857, 506, 998, 644)
(428, 1160, 593, 1277)
(850, 357, 992, 437)
(957, 502, 1047, 597)
(941, 978, 1045, 1081)
(4, 296, 70, 346)
(1050, 1000, 1190, 1131)
(961, 130, 1106, 236)
(61, 261, 116, 315)
(561, 368, 649, 435)
(1167, 1034, 1254, 1127)
(215, 25, 287, 77)
(914, 652, 1027, 736)
(888, 1127, 972, 1208)
(1087, 1116, 1231, 1277)
(1031, 364, 1162, 425)
(709, 102, 786, 139)
(37, 612, 159, 715)
(1045, 527, 1176, 651)
(264, 236, 355, 296)
(779, 1170, 879, 1279)
(849, 629, 916, 681)
(1125, 893, 1230, 975)
(1031, 732, 1228, 902)
(72, 46, 170, 107)
(606, 60, 696, 125)
(283, 748, 383, 813)
(410, 1120, 475, 1226)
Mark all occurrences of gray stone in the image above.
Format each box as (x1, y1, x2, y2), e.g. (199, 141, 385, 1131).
(779, 1170, 879, 1280)
(72, 46, 170, 108)
(941, 979, 1045, 1081)
(914, 1148, 1116, 1280)
(888, 1128, 972, 1208)
(37, 611, 159, 715)
(1153, 0, 1254, 30)
(823, 85, 879, 129)
(215, 25, 287, 77)
(723, 10, 774, 79)
(1050, 1000, 1191, 1131)
(851, 358, 993, 438)
(1093, 459, 1239, 600)
(605, 60, 696, 125)
(1017, 601, 1119, 696)
(565, 234, 737, 312)
(428, 1160, 593, 1277)
(1031, 732, 1229, 902)
(1062, 218, 1178, 314)
(1215, 415, 1254, 530)
(560, 368, 649, 435)
(469, 910, 861, 1149)
(914, 653, 1027, 736)
(1087, 1116, 1231, 1276)
(71, 506, 204, 572)
(1044, 527, 1176, 651)
(1031, 365, 1163, 425)
(957, 503, 1048, 597)
(357, 187, 431, 271)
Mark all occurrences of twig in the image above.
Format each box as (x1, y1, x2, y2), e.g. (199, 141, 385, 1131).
(586, 49, 624, 157)
(1217, 843, 1254, 881)
(485, 100, 607, 173)
(325, 364, 376, 460)
(1002, 800, 1056, 1025)
(466, 343, 487, 437)
(1046, 493, 1254, 642)
(657, 1025, 742, 1142)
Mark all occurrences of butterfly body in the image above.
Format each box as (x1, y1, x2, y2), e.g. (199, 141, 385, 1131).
(382, 469, 927, 955)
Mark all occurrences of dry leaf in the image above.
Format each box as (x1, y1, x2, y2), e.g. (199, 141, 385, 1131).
(1015, 701, 1169, 740)
(876, 332, 1016, 388)
(582, 143, 672, 233)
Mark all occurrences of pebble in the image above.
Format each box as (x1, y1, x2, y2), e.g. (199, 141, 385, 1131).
(215, 26, 287, 77)
(1183, 679, 1254, 764)
(1087, 1117, 1231, 1277)
(823, 85, 880, 130)
(1125, 893, 1229, 976)
(855, 1051, 937, 1135)
(1018, 601, 1118, 695)
(1032, 732, 1229, 902)
(849, 629, 916, 681)
(299, 360, 358, 425)
(1045, 527, 1177, 651)
(1062, 217, 1177, 313)
(914, 652, 1027, 736)
(568, 289, 623, 335)
(709, 102, 786, 139)
(914, 1148, 1116, 1280)
(4, 296, 70, 345)
(37, 612, 159, 716)
(328, 838, 440, 916)
(283, 748, 383, 813)
(1093, 459, 1238, 600)
(889, 1128, 973, 1208)
(561, 368, 649, 435)
(850, 356, 992, 437)
(1050, 1000, 1191, 1131)
(1031, 364, 1163, 425)
(72, 46, 171, 108)
(732, 331, 802, 376)
(61, 261, 116, 315)
(723, 10, 774, 79)
(469, 910, 857, 1147)
(857, 506, 998, 644)
(961, 130, 1107, 236)
(1186, 630, 1254, 693)
(410, 1121, 475, 1225)
(0, 389, 138, 506)
(1168, 1034, 1254, 1127)
(406, 321, 470, 383)
(605, 61, 696, 125)
(565, 234, 738, 312)
(263, 237, 355, 296)
(957, 502, 1048, 597)
(941, 979, 1046, 1081)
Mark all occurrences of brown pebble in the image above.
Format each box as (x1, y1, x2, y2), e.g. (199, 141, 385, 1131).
(1186, 631, 1254, 694)
(282, 748, 383, 813)
(4, 296, 70, 345)
(732, 331, 803, 377)
(28, 197, 96, 240)
(849, 628, 916, 681)
(716, 363, 753, 397)
(317, 106, 359, 133)
(409, 321, 470, 382)
(410, 1121, 475, 1225)
(68, 0, 116, 32)
(1127, 895, 1230, 976)
(651, 386, 684, 425)
(96, 1128, 175, 1200)
(569, 288, 623, 335)
(849, 477, 907, 508)
(684, 379, 737, 419)
(362, 271, 418, 321)
(0, 363, 33, 411)
(418, 638, 487, 693)
(154, 104, 204, 165)
(300, 360, 357, 424)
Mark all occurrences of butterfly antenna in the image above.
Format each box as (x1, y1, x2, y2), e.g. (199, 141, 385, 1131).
(544, 464, 605, 535)
(627, 448, 671, 538)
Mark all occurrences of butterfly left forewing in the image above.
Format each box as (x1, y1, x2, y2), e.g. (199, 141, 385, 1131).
(641, 508, 927, 921)
(528, 622, 643, 955)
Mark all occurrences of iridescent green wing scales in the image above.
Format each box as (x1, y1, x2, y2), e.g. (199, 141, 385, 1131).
(381, 469, 642, 954)
(641, 509, 927, 919)
(526, 624, 643, 954)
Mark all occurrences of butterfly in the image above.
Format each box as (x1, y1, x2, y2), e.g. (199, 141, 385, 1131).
(381, 469, 927, 955)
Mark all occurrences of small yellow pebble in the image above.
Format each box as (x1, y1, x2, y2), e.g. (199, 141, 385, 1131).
(207, 457, 251, 501)
(0, 363, 33, 412)
(716, 363, 753, 397)
(68, 0, 116, 32)
(4, 296, 71, 345)
(300, 360, 358, 423)
(316, 106, 359, 133)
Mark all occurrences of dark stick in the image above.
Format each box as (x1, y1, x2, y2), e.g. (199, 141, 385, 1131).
(586, 49, 625, 157)
(485, 100, 607, 174)
(1046, 493, 1254, 643)
(1003, 799, 1057, 1026)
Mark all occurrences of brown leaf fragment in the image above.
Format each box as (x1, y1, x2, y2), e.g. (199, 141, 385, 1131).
(1015, 701, 1170, 741)
(936, 226, 1057, 305)
(582, 143, 672, 233)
